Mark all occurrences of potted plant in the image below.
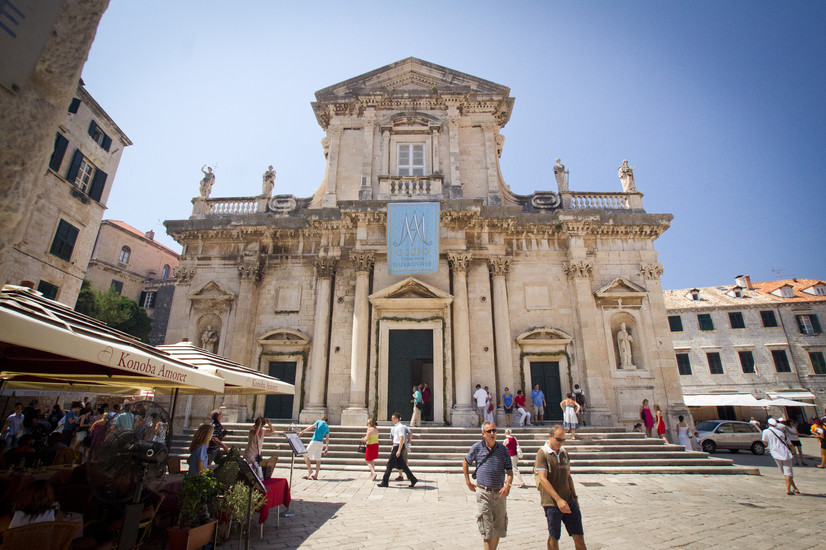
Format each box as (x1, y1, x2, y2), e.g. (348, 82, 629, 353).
(167, 471, 220, 550)
(222, 481, 267, 547)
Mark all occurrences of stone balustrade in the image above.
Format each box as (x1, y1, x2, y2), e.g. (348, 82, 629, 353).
(564, 191, 642, 210)
(207, 197, 258, 215)
(378, 175, 443, 199)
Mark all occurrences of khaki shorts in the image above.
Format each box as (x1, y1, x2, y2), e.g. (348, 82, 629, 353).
(476, 488, 508, 539)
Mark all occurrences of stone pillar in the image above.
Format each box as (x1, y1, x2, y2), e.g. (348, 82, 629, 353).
(447, 110, 462, 187)
(341, 252, 375, 426)
(564, 253, 613, 426)
(489, 257, 514, 425)
(431, 127, 440, 174)
(482, 122, 501, 205)
(322, 126, 342, 208)
(448, 251, 476, 427)
(300, 257, 337, 423)
(381, 129, 391, 174)
(360, 111, 375, 200)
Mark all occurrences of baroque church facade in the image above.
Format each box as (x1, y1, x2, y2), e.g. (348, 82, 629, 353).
(164, 58, 687, 433)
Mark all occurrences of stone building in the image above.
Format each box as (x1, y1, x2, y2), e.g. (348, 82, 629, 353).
(164, 58, 685, 431)
(664, 275, 826, 422)
(85, 220, 180, 344)
(2, 81, 131, 305)
(0, 0, 111, 302)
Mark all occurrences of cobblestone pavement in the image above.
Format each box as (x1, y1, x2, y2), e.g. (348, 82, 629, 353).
(244, 438, 824, 550)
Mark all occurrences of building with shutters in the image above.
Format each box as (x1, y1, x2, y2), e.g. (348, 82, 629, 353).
(664, 275, 826, 422)
(2, 82, 132, 305)
(163, 58, 687, 431)
(85, 220, 180, 345)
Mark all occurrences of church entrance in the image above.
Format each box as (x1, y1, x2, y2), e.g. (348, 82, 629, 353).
(530, 361, 563, 421)
(387, 329, 433, 421)
(264, 361, 296, 419)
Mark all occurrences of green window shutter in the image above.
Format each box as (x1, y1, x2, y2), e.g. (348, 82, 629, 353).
(811, 315, 822, 334)
(49, 133, 69, 172)
(66, 149, 83, 182)
(88, 169, 107, 202)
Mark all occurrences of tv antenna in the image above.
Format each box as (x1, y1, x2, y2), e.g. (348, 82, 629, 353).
(771, 268, 785, 279)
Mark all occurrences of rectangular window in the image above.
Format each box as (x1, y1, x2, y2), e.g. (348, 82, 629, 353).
(139, 290, 155, 309)
(771, 349, 791, 373)
(698, 314, 714, 331)
(676, 353, 692, 375)
(88, 120, 112, 151)
(738, 351, 755, 374)
(809, 351, 826, 375)
(49, 220, 79, 262)
(36, 281, 59, 300)
(397, 143, 425, 176)
(668, 315, 683, 332)
(760, 310, 778, 328)
(728, 312, 745, 329)
(707, 352, 724, 374)
(68, 98, 80, 113)
(796, 314, 822, 335)
(75, 157, 95, 193)
(110, 280, 123, 295)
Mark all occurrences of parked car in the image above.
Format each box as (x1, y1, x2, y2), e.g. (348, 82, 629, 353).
(694, 420, 765, 455)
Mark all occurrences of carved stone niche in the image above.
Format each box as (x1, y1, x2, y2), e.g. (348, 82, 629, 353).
(187, 281, 237, 351)
(593, 277, 647, 310)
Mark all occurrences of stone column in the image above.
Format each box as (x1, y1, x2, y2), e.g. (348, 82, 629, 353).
(360, 111, 375, 200)
(448, 251, 476, 427)
(489, 257, 514, 424)
(447, 110, 462, 189)
(341, 252, 375, 426)
(564, 252, 614, 426)
(322, 126, 342, 208)
(482, 122, 501, 205)
(300, 257, 337, 423)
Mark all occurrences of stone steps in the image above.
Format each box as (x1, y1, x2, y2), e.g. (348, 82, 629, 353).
(168, 423, 759, 475)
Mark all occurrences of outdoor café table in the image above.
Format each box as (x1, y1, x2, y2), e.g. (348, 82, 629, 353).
(258, 477, 291, 531)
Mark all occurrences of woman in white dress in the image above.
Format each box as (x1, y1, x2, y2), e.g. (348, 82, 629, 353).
(483, 386, 495, 423)
(560, 393, 581, 440)
(677, 415, 693, 451)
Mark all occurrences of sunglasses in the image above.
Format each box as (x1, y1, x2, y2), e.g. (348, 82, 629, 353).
(553, 437, 565, 443)
(484, 429, 498, 434)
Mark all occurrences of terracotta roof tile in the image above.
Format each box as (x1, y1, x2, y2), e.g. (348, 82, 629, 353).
(103, 220, 180, 257)
(663, 285, 777, 311)
(749, 278, 826, 303)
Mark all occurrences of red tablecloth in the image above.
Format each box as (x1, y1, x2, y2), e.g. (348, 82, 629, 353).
(258, 478, 290, 524)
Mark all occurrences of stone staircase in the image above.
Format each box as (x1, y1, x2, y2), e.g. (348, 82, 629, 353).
(169, 423, 760, 475)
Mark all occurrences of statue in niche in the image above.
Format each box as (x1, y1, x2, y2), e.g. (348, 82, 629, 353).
(618, 160, 636, 192)
(617, 322, 634, 368)
(200, 165, 215, 198)
(553, 158, 569, 192)
(262, 165, 276, 196)
(200, 324, 218, 353)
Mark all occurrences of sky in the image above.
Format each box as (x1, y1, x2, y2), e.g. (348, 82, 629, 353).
(79, 0, 826, 290)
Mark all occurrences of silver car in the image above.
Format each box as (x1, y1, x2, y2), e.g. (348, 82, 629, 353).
(694, 420, 765, 455)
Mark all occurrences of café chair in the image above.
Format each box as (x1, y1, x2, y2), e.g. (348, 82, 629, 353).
(2, 521, 79, 550)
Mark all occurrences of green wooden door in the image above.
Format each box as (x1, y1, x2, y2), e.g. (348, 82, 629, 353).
(264, 361, 296, 419)
(529, 361, 563, 420)
(387, 330, 433, 420)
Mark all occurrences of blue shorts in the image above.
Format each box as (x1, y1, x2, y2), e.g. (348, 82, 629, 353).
(544, 500, 584, 540)
(504, 406, 513, 414)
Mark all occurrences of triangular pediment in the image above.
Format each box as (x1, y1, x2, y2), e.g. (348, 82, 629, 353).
(594, 277, 647, 297)
(516, 327, 573, 344)
(314, 57, 510, 100)
(369, 277, 451, 301)
(188, 280, 236, 301)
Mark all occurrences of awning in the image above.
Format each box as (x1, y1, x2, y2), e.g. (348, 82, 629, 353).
(683, 394, 760, 407)
(157, 341, 294, 395)
(0, 286, 225, 395)
(757, 397, 816, 408)
(766, 391, 816, 401)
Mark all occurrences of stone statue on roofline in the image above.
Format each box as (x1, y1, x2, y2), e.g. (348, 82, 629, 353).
(618, 159, 636, 192)
(553, 158, 568, 192)
(200, 165, 215, 198)
(262, 165, 276, 196)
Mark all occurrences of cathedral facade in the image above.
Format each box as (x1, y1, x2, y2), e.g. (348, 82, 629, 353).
(164, 58, 687, 433)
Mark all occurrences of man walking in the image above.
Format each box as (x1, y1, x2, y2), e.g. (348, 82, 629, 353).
(535, 425, 586, 550)
(463, 421, 513, 550)
(532, 384, 546, 423)
(474, 384, 488, 425)
(299, 417, 330, 480)
(762, 418, 800, 495)
(378, 412, 418, 487)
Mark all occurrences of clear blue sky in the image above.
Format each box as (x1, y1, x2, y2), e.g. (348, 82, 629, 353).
(80, 1, 826, 290)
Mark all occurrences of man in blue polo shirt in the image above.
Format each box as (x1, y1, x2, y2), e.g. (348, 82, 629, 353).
(463, 421, 513, 549)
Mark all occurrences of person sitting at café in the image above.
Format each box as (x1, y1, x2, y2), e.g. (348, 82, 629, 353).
(188, 424, 214, 475)
(41, 432, 68, 466)
(5, 434, 37, 468)
(9, 480, 63, 528)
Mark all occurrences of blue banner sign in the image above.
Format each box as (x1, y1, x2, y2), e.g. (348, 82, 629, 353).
(387, 202, 440, 274)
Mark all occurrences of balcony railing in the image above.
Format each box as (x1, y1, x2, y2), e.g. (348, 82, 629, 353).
(563, 191, 640, 210)
(378, 175, 443, 199)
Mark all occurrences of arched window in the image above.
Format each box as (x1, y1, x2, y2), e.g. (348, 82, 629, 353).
(119, 246, 131, 264)
(161, 264, 170, 279)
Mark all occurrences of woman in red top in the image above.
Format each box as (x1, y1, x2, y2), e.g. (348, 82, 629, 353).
(514, 390, 532, 427)
(503, 429, 525, 488)
(654, 404, 667, 440)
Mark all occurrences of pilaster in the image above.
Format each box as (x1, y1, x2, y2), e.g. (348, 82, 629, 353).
(448, 251, 476, 427)
(488, 256, 514, 425)
(300, 257, 337, 423)
(341, 252, 374, 426)
(321, 126, 342, 208)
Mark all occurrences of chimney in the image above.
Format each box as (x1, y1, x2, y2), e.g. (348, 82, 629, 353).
(735, 274, 753, 290)
(145, 230, 155, 241)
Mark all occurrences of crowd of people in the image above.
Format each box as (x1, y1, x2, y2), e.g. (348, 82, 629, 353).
(1, 398, 168, 469)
